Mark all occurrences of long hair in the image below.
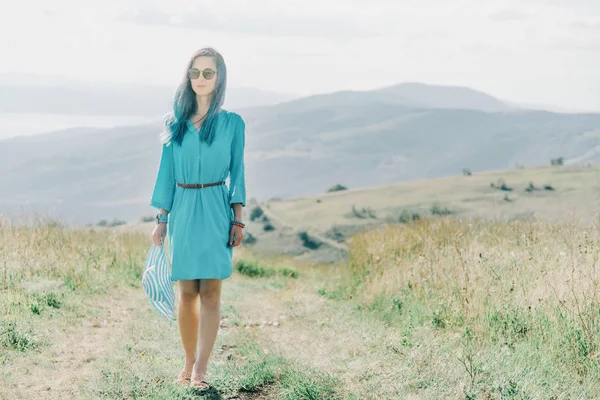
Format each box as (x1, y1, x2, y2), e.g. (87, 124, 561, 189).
(160, 47, 227, 147)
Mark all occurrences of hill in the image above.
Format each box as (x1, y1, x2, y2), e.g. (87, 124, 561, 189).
(0, 82, 599, 225)
(0, 73, 296, 116)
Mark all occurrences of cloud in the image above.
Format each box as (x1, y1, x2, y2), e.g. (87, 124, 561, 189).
(570, 20, 600, 31)
(489, 9, 535, 22)
(119, 6, 378, 39)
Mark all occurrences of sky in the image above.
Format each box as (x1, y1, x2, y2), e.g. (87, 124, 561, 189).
(2, 0, 600, 111)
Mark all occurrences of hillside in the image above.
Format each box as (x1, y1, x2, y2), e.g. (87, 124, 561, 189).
(1, 83, 600, 225)
(126, 163, 600, 264)
(0, 73, 296, 116)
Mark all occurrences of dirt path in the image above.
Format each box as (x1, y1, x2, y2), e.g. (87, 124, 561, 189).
(2, 288, 146, 399)
(232, 276, 409, 399)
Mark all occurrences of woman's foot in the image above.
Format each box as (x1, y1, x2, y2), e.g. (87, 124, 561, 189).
(175, 357, 195, 385)
(176, 369, 192, 385)
(190, 374, 210, 391)
(190, 366, 210, 391)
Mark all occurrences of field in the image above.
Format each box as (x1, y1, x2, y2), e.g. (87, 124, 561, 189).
(2, 164, 600, 399)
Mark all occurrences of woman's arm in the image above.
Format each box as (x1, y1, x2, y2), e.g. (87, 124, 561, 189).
(229, 115, 246, 215)
(150, 143, 176, 213)
(231, 203, 243, 221)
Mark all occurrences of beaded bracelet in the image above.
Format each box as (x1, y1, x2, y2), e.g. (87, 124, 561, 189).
(231, 219, 245, 228)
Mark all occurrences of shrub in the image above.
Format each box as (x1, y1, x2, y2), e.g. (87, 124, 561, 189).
(243, 231, 257, 245)
(298, 231, 322, 249)
(430, 203, 454, 216)
(234, 259, 298, 279)
(462, 168, 472, 176)
(250, 206, 264, 221)
(525, 182, 536, 193)
(398, 210, 422, 224)
(351, 205, 377, 219)
(327, 184, 347, 193)
(234, 259, 272, 278)
(140, 215, 155, 223)
(551, 157, 564, 166)
(264, 223, 275, 232)
(491, 179, 512, 191)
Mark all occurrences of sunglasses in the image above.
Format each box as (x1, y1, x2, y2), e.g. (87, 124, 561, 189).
(188, 67, 216, 80)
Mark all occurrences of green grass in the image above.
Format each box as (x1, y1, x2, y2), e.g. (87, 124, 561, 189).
(4, 205, 600, 398)
(235, 259, 298, 279)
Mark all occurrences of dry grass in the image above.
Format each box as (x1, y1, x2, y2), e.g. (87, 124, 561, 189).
(339, 216, 600, 397)
(3, 212, 600, 398)
(263, 164, 600, 235)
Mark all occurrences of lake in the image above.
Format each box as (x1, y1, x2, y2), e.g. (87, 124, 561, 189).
(0, 112, 161, 140)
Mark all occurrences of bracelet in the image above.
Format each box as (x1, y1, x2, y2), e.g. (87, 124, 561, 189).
(156, 213, 168, 224)
(231, 219, 245, 228)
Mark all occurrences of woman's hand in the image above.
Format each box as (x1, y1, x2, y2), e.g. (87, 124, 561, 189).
(229, 224, 244, 247)
(152, 223, 167, 248)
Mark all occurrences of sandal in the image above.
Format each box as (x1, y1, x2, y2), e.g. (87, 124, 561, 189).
(176, 369, 192, 385)
(190, 374, 210, 391)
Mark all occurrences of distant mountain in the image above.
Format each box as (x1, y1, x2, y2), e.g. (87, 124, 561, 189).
(376, 82, 512, 112)
(0, 73, 297, 116)
(1, 82, 599, 225)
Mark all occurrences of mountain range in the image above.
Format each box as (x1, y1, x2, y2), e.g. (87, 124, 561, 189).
(1, 78, 599, 226)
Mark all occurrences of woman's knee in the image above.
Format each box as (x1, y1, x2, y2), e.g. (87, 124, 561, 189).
(199, 280, 221, 308)
(178, 280, 200, 303)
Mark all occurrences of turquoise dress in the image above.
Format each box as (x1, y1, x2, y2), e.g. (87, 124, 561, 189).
(149, 110, 246, 281)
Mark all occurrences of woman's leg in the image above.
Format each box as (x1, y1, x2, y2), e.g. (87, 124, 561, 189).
(178, 279, 201, 372)
(193, 278, 222, 379)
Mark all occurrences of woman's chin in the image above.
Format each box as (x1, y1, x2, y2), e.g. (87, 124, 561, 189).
(193, 88, 214, 97)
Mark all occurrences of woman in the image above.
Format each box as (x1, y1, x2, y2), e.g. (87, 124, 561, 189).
(149, 47, 246, 391)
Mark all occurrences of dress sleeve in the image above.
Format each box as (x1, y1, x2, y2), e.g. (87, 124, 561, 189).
(150, 143, 176, 212)
(229, 115, 246, 207)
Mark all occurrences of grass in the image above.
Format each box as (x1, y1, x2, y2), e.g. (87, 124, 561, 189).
(3, 211, 600, 398)
(235, 259, 298, 279)
(260, 164, 600, 238)
(333, 216, 600, 397)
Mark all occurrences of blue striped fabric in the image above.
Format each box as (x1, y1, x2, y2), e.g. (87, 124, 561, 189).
(142, 242, 175, 326)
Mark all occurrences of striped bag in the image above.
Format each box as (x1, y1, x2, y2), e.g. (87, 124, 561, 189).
(142, 241, 175, 326)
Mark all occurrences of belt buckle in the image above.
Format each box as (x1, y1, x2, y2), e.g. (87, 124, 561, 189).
(200, 183, 204, 188)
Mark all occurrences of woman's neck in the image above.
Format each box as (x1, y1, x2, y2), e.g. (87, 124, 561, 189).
(195, 94, 212, 118)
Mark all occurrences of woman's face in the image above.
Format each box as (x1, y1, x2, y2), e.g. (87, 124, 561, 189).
(189, 56, 217, 97)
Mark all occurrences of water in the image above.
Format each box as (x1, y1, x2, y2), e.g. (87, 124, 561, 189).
(0, 112, 161, 140)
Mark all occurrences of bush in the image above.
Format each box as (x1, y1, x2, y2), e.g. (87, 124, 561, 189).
(298, 231, 322, 249)
(234, 259, 298, 279)
(551, 157, 564, 166)
(97, 219, 126, 227)
(490, 179, 512, 191)
(327, 184, 347, 193)
(431, 203, 454, 216)
(325, 226, 346, 243)
(243, 231, 257, 245)
(108, 219, 127, 227)
(544, 185, 555, 191)
(504, 194, 513, 202)
(140, 215, 155, 223)
(235, 259, 272, 278)
(525, 182, 536, 193)
(264, 223, 275, 232)
(351, 205, 377, 219)
(462, 168, 472, 176)
(398, 210, 421, 224)
(250, 206, 264, 221)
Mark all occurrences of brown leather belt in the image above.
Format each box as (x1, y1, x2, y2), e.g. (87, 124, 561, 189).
(177, 181, 225, 189)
